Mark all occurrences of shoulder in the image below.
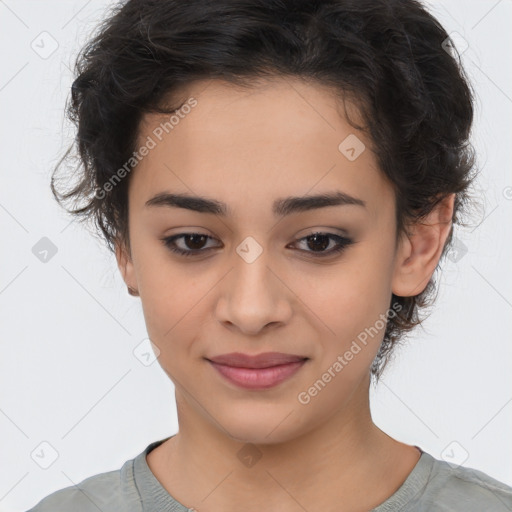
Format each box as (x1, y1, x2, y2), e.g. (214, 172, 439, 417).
(25, 458, 140, 512)
(418, 453, 512, 511)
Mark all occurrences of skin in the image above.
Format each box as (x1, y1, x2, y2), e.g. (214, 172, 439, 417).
(115, 76, 455, 512)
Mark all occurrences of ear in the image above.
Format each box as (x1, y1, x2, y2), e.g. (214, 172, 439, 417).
(115, 237, 139, 296)
(392, 193, 455, 297)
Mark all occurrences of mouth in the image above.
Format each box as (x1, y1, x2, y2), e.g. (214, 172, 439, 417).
(206, 352, 309, 390)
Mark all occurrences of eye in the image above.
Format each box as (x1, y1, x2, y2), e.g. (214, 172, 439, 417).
(161, 231, 354, 258)
(289, 232, 354, 258)
(161, 232, 219, 257)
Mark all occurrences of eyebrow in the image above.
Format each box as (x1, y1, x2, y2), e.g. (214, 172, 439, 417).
(144, 190, 366, 217)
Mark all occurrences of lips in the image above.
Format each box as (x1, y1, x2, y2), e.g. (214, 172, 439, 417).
(206, 352, 309, 390)
(207, 352, 308, 369)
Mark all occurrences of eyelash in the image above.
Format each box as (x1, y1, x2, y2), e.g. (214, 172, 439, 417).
(160, 232, 354, 259)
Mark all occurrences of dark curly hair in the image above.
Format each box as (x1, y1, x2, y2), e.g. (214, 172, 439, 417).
(51, 0, 478, 381)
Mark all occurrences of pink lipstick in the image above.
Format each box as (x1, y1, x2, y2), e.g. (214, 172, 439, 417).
(207, 352, 308, 390)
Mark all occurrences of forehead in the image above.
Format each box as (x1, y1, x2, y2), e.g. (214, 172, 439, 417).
(130, 77, 392, 220)
(140, 76, 364, 148)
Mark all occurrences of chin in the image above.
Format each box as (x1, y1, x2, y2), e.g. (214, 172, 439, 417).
(217, 405, 308, 446)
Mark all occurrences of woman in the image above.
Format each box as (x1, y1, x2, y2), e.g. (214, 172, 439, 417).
(27, 0, 512, 510)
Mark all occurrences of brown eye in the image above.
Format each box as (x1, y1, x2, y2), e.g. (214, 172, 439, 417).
(305, 233, 330, 252)
(161, 233, 219, 257)
(291, 232, 354, 257)
(161, 231, 354, 259)
(181, 234, 209, 250)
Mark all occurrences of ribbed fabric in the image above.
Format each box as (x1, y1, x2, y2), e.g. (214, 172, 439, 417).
(26, 438, 512, 511)
(371, 445, 434, 511)
(133, 436, 190, 511)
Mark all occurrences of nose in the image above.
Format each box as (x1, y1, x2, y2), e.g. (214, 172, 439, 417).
(215, 247, 293, 336)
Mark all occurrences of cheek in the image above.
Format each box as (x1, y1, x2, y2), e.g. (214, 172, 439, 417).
(302, 249, 394, 358)
(139, 273, 204, 345)
(131, 237, 205, 350)
(132, 222, 395, 369)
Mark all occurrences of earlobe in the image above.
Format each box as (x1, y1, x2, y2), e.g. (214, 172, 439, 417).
(392, 194, 455, 297)
(115, 238, 139, 297)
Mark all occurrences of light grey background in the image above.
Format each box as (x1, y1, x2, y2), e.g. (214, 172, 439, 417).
(1, 1, 511, 510)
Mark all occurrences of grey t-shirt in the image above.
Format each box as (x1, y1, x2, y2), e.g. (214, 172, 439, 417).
(26, 436, 512, 511)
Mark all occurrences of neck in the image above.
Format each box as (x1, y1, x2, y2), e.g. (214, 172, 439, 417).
(150, 373, 421, 512)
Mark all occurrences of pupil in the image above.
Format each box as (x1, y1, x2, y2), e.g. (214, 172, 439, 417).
(307, 233, 329, 252)
(183, 234, 331, 252)
(186, 234, 207, 249)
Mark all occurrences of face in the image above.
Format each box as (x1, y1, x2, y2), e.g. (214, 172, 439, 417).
(116, 77, 442, 445)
